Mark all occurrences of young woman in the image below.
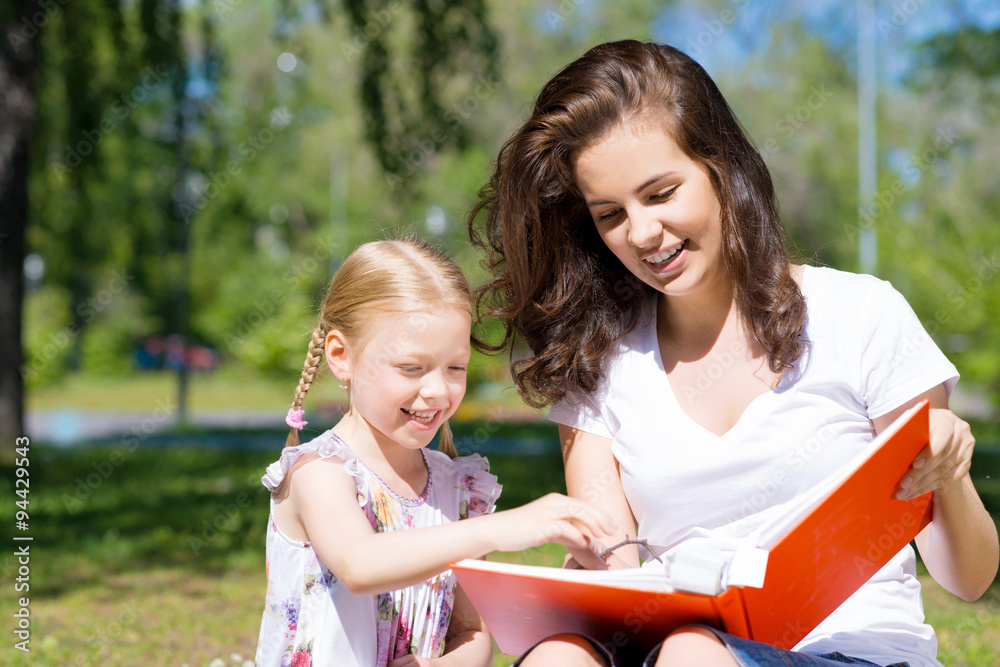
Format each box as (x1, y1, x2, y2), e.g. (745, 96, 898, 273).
(469, 40, 997, 667)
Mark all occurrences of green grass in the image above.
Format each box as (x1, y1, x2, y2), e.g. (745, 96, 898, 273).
(1, 433, 998, 666)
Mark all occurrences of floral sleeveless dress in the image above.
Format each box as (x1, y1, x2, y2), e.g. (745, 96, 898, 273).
(254, 430, 502, 667)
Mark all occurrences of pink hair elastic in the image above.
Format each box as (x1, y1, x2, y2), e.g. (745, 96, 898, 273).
(285, 407, 307, 430)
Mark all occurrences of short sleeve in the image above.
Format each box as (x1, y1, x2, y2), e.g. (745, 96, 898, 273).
(859, 281, 959, 418)
(261, 431, 371, 507)
(548, 383, 614, 439)
(452, 454, 502, 519)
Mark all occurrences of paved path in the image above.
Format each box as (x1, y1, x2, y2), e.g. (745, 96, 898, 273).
(26, 409, 288, 446)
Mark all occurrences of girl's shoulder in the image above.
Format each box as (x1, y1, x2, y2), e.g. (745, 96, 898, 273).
(262, 430, 366, 495)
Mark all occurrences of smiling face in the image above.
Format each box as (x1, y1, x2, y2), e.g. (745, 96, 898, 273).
(330, 306, 471, 454)
(573, 121, 727, 300)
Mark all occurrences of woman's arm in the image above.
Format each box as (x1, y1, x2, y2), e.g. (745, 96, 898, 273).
(287, 457, 618, 595)
(560, 424, 641, 569)
(871, 383, 999, 601)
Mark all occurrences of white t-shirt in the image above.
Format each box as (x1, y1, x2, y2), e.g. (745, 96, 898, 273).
(549, 266, 958, 667)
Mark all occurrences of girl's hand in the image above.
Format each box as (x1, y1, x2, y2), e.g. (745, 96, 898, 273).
(896, 408, 975, 501)
(490, 492, 618, 554)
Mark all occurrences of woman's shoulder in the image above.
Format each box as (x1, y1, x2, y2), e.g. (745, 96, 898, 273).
(799, 264, 886, 293)
(799, 265, 904, 315)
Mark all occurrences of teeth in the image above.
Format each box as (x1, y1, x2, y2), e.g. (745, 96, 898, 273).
(646, 241, 685, 265)
(403, 408, 438, 424)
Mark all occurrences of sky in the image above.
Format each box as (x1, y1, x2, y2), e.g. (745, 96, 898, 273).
(649, 0, 1000, 83)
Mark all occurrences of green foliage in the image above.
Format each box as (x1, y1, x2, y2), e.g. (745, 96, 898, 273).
(21, 286, 73, 387)
(80, 289, 155, 377)
(20, 1, 1000, 414)
(912, 26, 1000, 84)
(341, 0, 499, 181)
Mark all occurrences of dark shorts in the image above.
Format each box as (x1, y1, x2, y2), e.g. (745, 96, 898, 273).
(511, 626, 911, 667)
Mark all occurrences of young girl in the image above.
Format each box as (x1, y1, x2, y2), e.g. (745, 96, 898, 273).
(469, 40, 998, 667)
(254, 238, 616, 667)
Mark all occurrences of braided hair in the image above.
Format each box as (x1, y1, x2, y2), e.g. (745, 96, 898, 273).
(284, 238, 473, 458)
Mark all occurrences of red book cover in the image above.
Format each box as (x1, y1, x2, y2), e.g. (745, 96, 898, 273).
(451, 400, 933, 656)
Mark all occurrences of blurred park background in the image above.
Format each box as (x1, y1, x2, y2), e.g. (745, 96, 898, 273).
(1, 0, 999, 665)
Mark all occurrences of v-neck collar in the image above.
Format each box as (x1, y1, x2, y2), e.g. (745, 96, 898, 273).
(646, 267, 810, 439)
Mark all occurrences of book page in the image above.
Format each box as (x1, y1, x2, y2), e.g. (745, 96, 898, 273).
(452, 558, 677, 592)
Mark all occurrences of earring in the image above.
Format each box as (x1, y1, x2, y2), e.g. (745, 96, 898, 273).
(340, 380, 350, 392)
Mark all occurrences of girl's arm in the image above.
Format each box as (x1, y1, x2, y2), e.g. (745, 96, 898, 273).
(385, 584, 492, 667)
(560, 424, 641, 569)
(872, 383, 999, 601)
(287, 456, 618, 595)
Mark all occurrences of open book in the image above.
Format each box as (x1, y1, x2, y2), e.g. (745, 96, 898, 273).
(451, 400, 934, 656)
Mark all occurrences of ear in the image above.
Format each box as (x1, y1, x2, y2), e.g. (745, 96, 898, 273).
(325, 330, 351, 382)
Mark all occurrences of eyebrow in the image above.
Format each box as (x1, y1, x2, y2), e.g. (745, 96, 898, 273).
(585, 171, 678, 208)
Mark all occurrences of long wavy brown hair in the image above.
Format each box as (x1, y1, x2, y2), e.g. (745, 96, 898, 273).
(468, 40, 806, 408)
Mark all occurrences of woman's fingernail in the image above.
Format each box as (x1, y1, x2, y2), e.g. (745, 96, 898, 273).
(912, 458, 925, 469)
(901, 476, 913, 487)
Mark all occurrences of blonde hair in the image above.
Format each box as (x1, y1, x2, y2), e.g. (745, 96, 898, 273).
(285, 237, 473, 458)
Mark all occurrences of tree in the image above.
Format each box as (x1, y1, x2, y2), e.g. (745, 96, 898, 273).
(0, 1, 40, 458)
(1, 0, 193, 451)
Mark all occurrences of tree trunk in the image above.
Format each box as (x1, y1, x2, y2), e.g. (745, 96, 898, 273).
(0, 2, 39, 461)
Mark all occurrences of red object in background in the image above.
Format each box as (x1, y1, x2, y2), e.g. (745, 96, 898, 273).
(134, 334, 219, 371)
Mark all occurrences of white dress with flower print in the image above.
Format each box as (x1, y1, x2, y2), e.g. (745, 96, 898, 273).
(254, 430, 502, 667)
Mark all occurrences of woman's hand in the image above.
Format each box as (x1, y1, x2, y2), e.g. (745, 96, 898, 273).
(488, 492, 618, 554)
(875, 385, 998, 600)
(895, 408, 975, 501)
